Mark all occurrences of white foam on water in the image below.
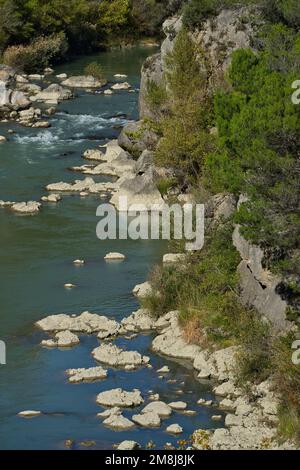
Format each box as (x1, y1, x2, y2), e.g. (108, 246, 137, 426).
(14, 131, 61, 146)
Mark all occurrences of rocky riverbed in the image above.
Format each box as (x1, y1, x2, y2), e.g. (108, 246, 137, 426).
(0, 27, 297, 449)
(0, 46, 226, 450)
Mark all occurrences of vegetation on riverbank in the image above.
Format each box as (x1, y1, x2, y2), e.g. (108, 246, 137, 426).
(0, 0, 183, 66)
(143, 1, 300, 441)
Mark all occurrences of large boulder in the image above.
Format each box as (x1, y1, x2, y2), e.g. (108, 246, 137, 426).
(62, 75, 106, 88)
(0, 64, 16, 85)
(92, 343, 149, 368)
(110, 167, 165, 211)
(118, 121, 159, 157)
(31, 83, 73, 104)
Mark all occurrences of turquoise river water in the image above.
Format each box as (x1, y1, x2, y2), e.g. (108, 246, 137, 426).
(0, 46, 224, 450)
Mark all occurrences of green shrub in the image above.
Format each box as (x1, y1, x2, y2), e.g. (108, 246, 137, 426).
(3, 33, 68, 73)
(155, 28, 216, 181)
(182, 0, 220, 29)
(84, 62, 106, 82)
(145, 80, 167, 113)
(156, 177, 177, 196)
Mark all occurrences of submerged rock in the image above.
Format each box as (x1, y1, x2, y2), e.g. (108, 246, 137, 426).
(66, 366, 108, 383)
(157, 366, 170, 374)
(31, 84, 72, 104)
(141, 401, 172, 418)
(166, 424, 183, 434)
(41, 194, 61, 203)
(111, 82, 131, 90)
(168, 401, 187, 411)
(103, 413, 135, 430)
(0, 135, 7, 142)
(92, 343, 149, 368)
(73, 259, 85, 266)
(41, 330, 80, 348)
(36, 311, 120, 336)
(104, 252, 125, 261)
(96, 388, 144, 408)
(18, 410, 41, 418)
(132, 412, 161, 428)
(62, 76, 106, 88)
(11, 201, 41, 214)
(117, 440, 140, 450)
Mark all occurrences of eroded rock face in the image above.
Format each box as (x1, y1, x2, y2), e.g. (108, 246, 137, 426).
(96, 388, 144, 408)
(36, 311, 120, 336)
(92, 343, 149, 368)
(193, 6, 263, 89)
(139, 54, 164, 120)
(232, 225, 289, 331)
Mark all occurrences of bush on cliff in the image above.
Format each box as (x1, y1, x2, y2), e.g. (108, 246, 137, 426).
(203, 28, 300, 309)
(155, 28, 215, 181)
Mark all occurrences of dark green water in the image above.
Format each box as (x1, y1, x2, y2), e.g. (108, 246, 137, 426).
(0, 46, 223, 450)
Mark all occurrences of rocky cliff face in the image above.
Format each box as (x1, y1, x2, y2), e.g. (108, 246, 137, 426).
(139, 6, 262, 119)
(137, 6, 293, 333)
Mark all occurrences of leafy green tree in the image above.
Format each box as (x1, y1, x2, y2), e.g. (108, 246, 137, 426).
(0, 0, 21, 52)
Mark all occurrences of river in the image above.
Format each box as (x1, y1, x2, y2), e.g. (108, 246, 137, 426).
(0, 46, 223, 450)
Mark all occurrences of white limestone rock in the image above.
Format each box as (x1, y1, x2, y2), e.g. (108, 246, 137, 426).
(104, 252, 125, 261)
(92, 343, 149, 368)
(96, 388, 144, 408)
(132, 412, 161, 428)
(18, 410, 41, 418)
(11, 201, 41, 214)
(166, 424, 183, 434)
(121, 309, 156, 333)
(117, 440, 140, 450)
(168, 401, 187, 411)
(36, 311, 120, 336)
(66, 366, 108, 383)
(103, 413, 135, 430)
(141, 401, 172, 418)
